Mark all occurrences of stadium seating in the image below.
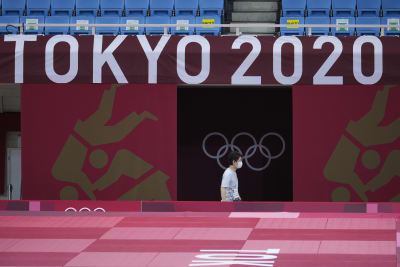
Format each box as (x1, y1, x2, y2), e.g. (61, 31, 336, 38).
(195, 15, 221, 35)
(76, 0, 99, 16)
(356, 17, 381, 35)
(382, 0, 400, 16)
(27, 0, 50, 16)
(175, 0, 198, 16)
(146, 15, 170, 35)
(199, 0, 224, 16)
(70, 16, 94, 34)
(282, 0, 306, 17)
(171, 15, 195, 35)
(149, 0, 174, 16)
(45, 15, 69, 34)
(95, 16, 119, 35)
(21, 16, 44, 34)
(307, 0, 331, 17)
(51, 0, 75, 16)
(280, 16, 305, 36)
(357, 0, 381, 17)
(125, 0, 149, 16)
(305, 17, 330, 35)
(382, 16, 400, 35)
(331, 17, 355, 35)
(0, 16, 19, 34)
(2, 0, 25, 16)
(332, 0, 356, 16)
(100, 0, 124, 17)
(120, 16, 145, 35)
(0, 0, 387, 37)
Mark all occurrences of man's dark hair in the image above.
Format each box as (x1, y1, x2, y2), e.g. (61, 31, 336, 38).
(227, 150, 242, 166)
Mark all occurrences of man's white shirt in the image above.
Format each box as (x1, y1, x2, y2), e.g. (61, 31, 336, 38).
(221, 168, 240, 201)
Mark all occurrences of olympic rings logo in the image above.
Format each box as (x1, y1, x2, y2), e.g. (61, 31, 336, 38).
(65, 207, 106, 212)
(202, 132, 286, 171)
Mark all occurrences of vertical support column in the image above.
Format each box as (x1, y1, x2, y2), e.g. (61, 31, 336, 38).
(0, 95, 3, 114)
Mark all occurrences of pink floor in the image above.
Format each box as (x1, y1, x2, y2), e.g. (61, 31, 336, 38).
(0, 211, 398, 267)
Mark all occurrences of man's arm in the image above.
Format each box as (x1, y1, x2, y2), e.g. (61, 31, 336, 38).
(220, 187, 227, 201)
(233, 188, 241, 201)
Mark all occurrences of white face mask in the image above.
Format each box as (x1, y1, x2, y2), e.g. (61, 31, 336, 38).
(236, 161, 243, 169)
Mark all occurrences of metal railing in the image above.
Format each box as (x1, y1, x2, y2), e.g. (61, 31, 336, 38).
(0, 23, 397, 36)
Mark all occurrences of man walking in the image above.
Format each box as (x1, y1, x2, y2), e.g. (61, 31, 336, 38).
(221, 151, 242, 201)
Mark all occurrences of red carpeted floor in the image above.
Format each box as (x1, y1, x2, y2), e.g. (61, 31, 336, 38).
(0, 211, 398, 267)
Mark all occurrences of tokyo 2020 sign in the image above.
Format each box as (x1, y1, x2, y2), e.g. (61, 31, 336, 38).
(0, 35, 398, 85)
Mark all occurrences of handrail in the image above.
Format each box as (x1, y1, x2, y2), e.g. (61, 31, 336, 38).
(1, 23, 397, 36)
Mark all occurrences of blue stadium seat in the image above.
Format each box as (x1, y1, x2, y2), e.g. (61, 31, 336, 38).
(125, 0, 149, 16)
(382, 17, 400, 35)
(95, 16, 119, 35)
(120, 16, 145, 35)
(21, 16, 44, 34)
(100, 0, 123, 16)
(282, 0, 306, 16)
(305, 17, 330, 35)
(280, 16, 305, 36)
(145, 15, 170, 35)
(27, 0, 50, 16)
(195, 15, 221, 35)
(149, 0, 173, 16)
(331, 17, 355, 35)
(51, 0, 75, 16)
(175, 0, 198, 16)
(356, 17, 381, 35)
(0, 16, 19, 34)
(2, 0, 25, 16)
(70, 16, 94, 34)
(382, 0, 400, 17)
(332, 0, 356, 16)
(171, 15, 195, 35)
(45, 15, 69, 34)
(76, 0, 99, 16)
(357, 0, 381, 17)
(199, 0, 224, 16)
(307, 0, 331, 16)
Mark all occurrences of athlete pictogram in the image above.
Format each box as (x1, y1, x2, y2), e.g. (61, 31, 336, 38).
(324, 85, 400, 202)
(52, 84, 172, 201)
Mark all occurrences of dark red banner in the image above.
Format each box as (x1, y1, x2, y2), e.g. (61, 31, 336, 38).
(293, 85, 400, 202)
(21, 84, 177, 200)
(0, 35, 399, 85)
